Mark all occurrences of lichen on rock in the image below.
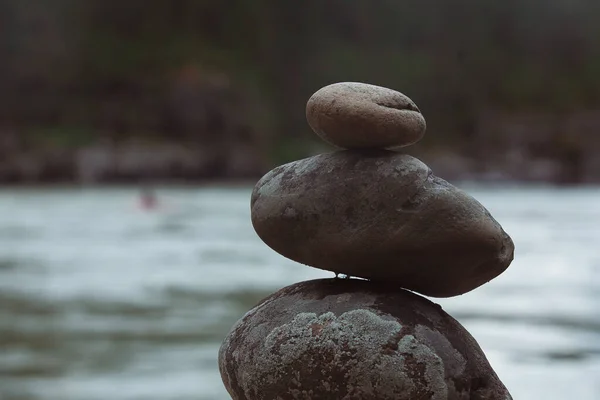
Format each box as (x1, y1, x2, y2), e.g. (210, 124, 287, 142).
(219, 279, 512, 400)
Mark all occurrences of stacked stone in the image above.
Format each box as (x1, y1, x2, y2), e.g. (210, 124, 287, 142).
(219, 82, 515, 399)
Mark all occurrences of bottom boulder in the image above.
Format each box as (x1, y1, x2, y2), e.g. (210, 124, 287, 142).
(219, 279, 512, 400)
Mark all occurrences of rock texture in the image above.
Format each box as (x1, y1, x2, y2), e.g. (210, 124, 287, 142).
(219, 278, 513, 400)
(251, 150, 514, 297)
(221, 81, 514, 399)
(306, 82, 426, 149)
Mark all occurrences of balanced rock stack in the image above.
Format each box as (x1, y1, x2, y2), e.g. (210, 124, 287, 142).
(219, 82, 515, 399)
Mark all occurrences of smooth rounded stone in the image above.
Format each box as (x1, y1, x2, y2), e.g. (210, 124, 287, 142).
(219, 279, 513, 400)
(251, 150, 514, 297)
(306, 82, 426, 149)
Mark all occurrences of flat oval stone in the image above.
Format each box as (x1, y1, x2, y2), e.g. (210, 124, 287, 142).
(306, 82, 426, 149)
(251, 150, 514, 297)
(219, 279, 513, 400)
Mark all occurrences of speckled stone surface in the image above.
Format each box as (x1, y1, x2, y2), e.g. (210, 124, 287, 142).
(219, 279, 512, 400)
(306, 82, 426, 149)
(251, 150, 514, 297)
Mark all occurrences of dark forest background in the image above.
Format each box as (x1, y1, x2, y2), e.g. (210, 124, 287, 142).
(1, 0, 600, 184)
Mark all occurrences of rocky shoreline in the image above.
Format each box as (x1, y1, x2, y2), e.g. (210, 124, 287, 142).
(0, 135, 598, 186)
(0, 139, 267, 185)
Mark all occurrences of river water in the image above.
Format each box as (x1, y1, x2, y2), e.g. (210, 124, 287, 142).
(0, 185, 598, 399)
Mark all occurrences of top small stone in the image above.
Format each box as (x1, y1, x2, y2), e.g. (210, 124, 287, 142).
(306, 82, 426, 149)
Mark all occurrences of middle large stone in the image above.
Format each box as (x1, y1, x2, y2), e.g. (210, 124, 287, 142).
(251, 150, 514, 297)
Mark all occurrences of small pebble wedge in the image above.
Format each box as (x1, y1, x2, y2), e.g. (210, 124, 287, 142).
(219, 279, 513, 400)
(251, 150, 514, 297)
(306, 82, 426, 149)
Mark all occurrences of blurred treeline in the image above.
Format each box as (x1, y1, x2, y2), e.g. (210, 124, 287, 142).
(1, 0, 600, 183)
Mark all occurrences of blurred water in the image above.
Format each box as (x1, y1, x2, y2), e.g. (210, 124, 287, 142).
(0, 185, 598, 400)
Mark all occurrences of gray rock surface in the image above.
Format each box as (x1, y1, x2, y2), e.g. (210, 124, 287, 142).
(251, 150, 514, 297)
(306, 82, 426, 149)
(219, 279, 513, 400)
